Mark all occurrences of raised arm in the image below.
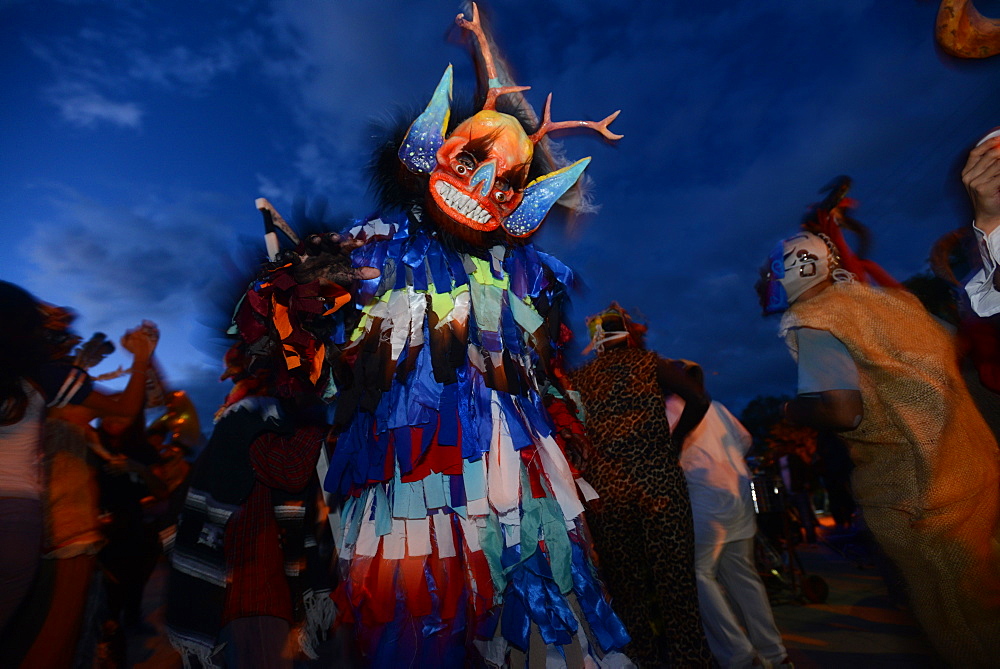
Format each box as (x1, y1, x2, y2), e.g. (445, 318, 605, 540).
(963, 129, 1000, 235)
(963, 130, 1000, 315)
(81, 323, 158, 417)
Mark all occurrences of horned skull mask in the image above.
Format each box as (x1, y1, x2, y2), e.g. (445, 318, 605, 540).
(398, 4, 621, 239)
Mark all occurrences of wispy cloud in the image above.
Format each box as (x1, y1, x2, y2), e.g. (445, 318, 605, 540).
(45, 81, 142, 128)
(126, 33, 258, 91)
(17, 182, 245, 394)
(26, 11, 261, 130)
(22, 184, 236, 321)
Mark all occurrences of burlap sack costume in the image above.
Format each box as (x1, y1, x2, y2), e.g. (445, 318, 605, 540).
(780, 282, 1000, 664)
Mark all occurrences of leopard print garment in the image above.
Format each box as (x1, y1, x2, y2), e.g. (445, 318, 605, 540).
(572, 348, 712, 668)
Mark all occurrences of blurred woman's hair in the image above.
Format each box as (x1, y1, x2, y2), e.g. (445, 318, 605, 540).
(0, 281, 49, 425)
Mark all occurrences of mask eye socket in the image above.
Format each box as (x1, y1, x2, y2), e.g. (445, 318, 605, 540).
(493, 179, 510, 203)
(454, 152, 476, 176)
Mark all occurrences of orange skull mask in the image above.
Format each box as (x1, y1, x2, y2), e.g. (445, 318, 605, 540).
(428, 110, 532, 233)
(397, 6, 621, 241)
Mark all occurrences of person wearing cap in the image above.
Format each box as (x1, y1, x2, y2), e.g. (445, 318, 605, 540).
(757, 231, 1000, 666)
(964, 128, 1000, 316)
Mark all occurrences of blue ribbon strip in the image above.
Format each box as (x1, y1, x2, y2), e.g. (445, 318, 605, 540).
(500, 545, 579, 650)
(568, 538, 631, 652)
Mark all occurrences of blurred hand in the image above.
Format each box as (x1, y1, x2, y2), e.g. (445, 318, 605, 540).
(963, 132, 1000, 235)
(321, 234, 381, 284)
(278, 233, 380, 288)
(120, 321, 159, 361)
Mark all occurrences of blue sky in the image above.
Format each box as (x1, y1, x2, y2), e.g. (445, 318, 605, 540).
(3, 0, 999, 426)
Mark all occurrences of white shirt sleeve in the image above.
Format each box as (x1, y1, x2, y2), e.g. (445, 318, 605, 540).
(795, 327, 860, 394)
(966, 222, 1000, 317)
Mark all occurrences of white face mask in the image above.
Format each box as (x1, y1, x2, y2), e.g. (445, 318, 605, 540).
(762, 232, 834, 312)
(582, 326, 630, 354)
(781, 233, 833, 303)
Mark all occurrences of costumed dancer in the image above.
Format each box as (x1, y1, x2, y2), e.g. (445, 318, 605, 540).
(757, 229, 1000, 666)
(323, 5, 632, 667)
(570, 303, 714, 668)
(164, 231, 368, 667)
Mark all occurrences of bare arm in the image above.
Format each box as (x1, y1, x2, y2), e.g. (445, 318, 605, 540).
(784, 390, 863, 431)
(657, 359, 710, 446)
(81, 324, 157, 417)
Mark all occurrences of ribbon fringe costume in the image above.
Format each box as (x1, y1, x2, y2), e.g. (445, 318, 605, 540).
(319, 6, 630, 667)
(327, 215, 629, 666)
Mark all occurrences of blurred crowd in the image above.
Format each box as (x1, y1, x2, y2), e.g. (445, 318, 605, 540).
(0, 283, 197, 668)
(2, 129, 999, 669)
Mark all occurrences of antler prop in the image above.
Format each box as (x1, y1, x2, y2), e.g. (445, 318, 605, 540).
(456, 3, 530, 110)
(529, 94, 623, 143)
(937, 0, 1000, 58)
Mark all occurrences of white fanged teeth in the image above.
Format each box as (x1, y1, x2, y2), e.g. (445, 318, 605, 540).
(435, 181, 491, 226)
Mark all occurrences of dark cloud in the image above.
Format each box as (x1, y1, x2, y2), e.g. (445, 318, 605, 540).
(4, 0, 1000, 420)
(23, 186, 232, 310)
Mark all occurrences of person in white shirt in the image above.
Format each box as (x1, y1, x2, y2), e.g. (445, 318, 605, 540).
(963, 128, 1000, 316)
(667, 363, 791, 669)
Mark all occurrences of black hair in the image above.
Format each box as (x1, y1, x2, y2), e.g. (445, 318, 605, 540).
(0, 281, 48, 425)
